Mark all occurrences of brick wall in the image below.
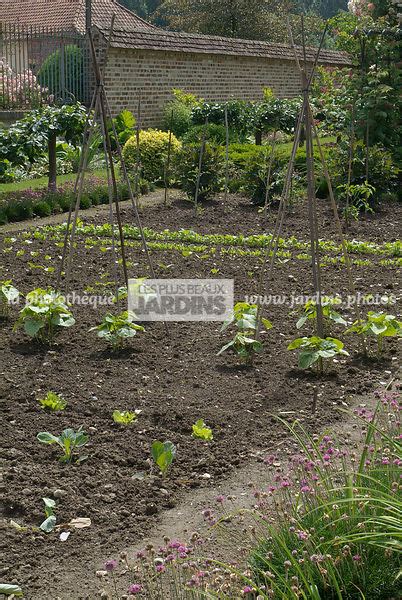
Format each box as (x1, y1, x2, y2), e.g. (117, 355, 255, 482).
(103, 47, 310, 127)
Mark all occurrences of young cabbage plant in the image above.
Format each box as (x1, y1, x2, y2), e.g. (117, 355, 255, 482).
(192, 419, 213, 441)
(40, 497, 57, 533)
(37, 428, 89, 464)
(14, 288, 75, 344)
(288, 336, 349, 375)
(346, 312, 401, 356)
(296, 296, 347, 333)
(218, 302, 272, 364)
(151, 440, 176, 476)
(38, 391, 67, 412)
(0, 280, 19, 318)
(112, 409, 140, 425)
(90, 311, 144, 351)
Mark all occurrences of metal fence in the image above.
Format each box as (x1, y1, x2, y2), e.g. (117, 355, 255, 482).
(0, 23, 91, 110)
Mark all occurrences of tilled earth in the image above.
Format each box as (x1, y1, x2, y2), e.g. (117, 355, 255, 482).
(0, 194, 400, 599)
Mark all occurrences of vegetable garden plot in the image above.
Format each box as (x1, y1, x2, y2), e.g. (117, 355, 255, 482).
(0, 196, 401, 598)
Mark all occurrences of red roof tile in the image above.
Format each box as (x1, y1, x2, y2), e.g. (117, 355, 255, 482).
(0, 0, 156, 32)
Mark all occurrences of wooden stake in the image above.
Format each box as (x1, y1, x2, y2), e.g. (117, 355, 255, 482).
(224, 105, 229, 209)
(164, 108, 173, 206)
(135, 93, 142, 199)
(194, 116, 208, 215)
(345, 101, 355, 229)
(263, 130, 277, 221)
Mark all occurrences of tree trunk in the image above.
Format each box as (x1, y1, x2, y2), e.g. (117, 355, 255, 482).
(255, 128, 262, 145)
(48, 132, 57, 191)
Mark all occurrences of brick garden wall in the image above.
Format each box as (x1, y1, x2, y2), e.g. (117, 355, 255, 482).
(103, 47, 308, 127)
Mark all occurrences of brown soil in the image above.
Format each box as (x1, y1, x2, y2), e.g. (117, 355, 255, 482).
(0, 194, 400, 599)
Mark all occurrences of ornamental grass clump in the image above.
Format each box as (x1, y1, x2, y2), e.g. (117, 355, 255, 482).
(244, 393, 401, 599)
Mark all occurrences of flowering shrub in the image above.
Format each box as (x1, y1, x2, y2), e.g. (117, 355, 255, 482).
(0, 58, 46, 109)
(348, 0, 375, 16)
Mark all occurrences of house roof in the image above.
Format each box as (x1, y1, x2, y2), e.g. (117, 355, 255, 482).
(0, 0, 156, 33)
(100, 27, 351, 66)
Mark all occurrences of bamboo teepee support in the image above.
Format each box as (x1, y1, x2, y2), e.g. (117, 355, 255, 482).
(254, 19, 328, 346)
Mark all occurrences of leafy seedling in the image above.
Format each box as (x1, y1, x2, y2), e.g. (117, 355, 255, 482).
(14, 288, 75, 344)
(37, 428, 89, 464)
(38, 391, 67, 412)
(151, 440, 176, 476)
(90, 311, 144, 351)
(40, 497, 56, 533)
(0, 280, 19, 318)
(296, 296, 347, 332)
(112, 410, 140, 425)
(192, 419, 213, 441)
(288, 336, 349, 374)
(0, 584, 23, 597)
(218, 302, 272, 363)
(346, 312, 401, 356)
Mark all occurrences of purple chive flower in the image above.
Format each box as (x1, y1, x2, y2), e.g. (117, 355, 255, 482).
(105, 559, 117, 572)
(242, 586, 253, 594)
(128, 583, 142, 594)
(156, 564, 165, 573)
(216, 494, 225, 503)
(352, 555, 362, 562)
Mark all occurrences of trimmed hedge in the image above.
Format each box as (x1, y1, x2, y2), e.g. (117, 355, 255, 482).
(0, 177, 151, 225)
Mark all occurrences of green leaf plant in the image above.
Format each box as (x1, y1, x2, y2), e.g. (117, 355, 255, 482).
(288, 336, 349, 375)
(192, 419, 213, 441)
(0, 280, 19, 318)
(90, 311, 144, 351)
(218, 302, 272, 364)
(296, 296, 347, 334)
(38, 391, 67, 412)
(37, 428, 89, 464)
(346, 311, 401, 356)
(151, 440, 176, 476)
(39, 497, 57, 533)
(112, 410, 140, 425)
(14, 288, 75, 344)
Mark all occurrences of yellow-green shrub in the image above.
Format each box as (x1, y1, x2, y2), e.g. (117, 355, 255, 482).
(123, 129, 181, 183)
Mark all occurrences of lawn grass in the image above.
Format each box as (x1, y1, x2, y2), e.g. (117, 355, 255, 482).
(0, 169, 108, 193)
